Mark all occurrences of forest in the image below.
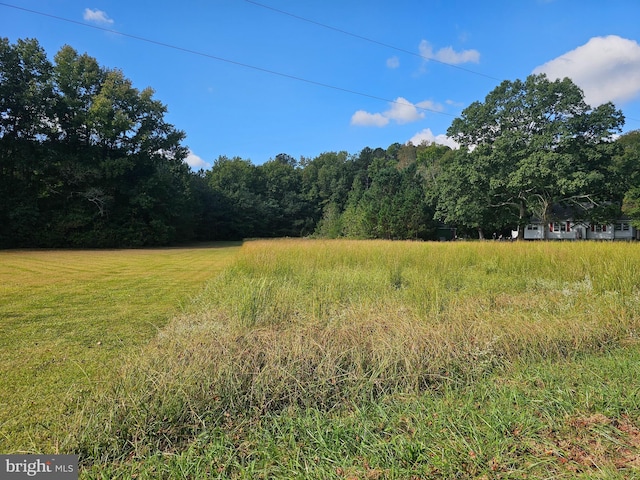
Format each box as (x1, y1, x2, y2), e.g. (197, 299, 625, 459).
(2, 37, 640, 248)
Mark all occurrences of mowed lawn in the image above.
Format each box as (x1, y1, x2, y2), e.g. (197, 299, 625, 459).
(0, 243, 241, 453)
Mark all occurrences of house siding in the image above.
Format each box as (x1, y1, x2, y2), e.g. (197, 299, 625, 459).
(613, 221, 635, 240)
(519, 220, 637, 241)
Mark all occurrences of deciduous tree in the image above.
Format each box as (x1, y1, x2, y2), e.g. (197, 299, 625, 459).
(446, 74, 624, 239)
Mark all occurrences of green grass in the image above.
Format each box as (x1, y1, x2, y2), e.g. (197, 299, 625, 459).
(3, 239, 640, 478)
(0, 243, 242, 453)
(69, 239, 640, 478)
(80, 347, 640, 479)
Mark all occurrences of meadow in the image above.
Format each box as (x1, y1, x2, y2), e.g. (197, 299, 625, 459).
(2, 239, 640, 478)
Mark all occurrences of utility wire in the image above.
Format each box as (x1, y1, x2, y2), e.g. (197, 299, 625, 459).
(245, 0, 501, 82)
(3, 2, 637, 126)
(245, 0, 640, 126)
(0, 2, 455, 118)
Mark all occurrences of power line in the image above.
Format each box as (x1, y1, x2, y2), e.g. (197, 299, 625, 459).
(245, 0, 501, 82)
(0, 2, 455, 118)
(3, 2, 637, 127)
(245, 0, 640, 127)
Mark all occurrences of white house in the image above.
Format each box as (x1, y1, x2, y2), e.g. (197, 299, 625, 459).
(515, 219, 638, 240)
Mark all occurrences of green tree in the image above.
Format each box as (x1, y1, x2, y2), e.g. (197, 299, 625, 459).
(433, 149, 506, 239)
(301, 151, 353, 233)
(447, 74, 624, 239)
(619, 131, 640, 227)
(51, 47, 192, 246)
(206, 156, 266, 238)
(0, 39, 194, 247)
(188, 170, 234, 241)
(622, 188, 640, 228)
(259, 154, 310, 237)
(614, 130, 640, 189)
(414, 142, 452, 213)
(339, 149, 435, 240)
(0, 38, 55, 246)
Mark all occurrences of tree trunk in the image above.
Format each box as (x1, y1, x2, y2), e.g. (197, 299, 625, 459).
(517, 199, 526, 240)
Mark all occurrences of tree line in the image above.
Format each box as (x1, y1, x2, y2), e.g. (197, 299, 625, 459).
(2, 38, 640, 248)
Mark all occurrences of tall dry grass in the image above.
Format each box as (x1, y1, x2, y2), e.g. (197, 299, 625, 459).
(72, 239, 640, 462)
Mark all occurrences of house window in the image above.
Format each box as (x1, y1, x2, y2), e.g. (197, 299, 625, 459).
(616, 222, 630, 231)
(550, 222, 567, 233)
(592, 224, 607, 233)
(527, 224, 538, 230)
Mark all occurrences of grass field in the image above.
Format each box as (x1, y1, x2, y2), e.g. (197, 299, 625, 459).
(0, 243, 241, 453)
(2, 239, 640, 478)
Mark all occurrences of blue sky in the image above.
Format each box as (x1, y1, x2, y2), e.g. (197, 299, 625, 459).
(2, 1, 640, 169)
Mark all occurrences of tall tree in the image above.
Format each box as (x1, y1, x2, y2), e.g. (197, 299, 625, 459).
(614, 130, 640, 197)
(50, 46, 192, 246)
(447, 74, 624, 239)
(0, 38, 55, 246)
(338, 149, 435, 240)
(618, 131, 640, 228)
(301, 151, 353, 234)
(433, 149, 509, 239)
(259, 154, 311, 237)
(206, 156, 266, 238)
(0, 39, 193, 247)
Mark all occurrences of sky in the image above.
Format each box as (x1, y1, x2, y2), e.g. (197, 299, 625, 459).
(2, 1, 640, 169)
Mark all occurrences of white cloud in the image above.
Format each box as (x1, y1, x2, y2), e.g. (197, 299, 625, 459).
(386, 56, 400, 69)
(533, 35, 640, 106)
(83, 8, 114, 25)
(185, 150, 211, 170)
(351, 97, 444, 127)
(419, 40, 480, 64)
(351, 110, 389, 127)
(386, 97, 425, 124)
(417, 99, 445, 112)
(408, 128, 459, 149)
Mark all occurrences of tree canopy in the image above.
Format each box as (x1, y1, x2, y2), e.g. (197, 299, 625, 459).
(1, 38, 192, 247)
(444, 74, 625, 239)
(1, 38, 639, 247)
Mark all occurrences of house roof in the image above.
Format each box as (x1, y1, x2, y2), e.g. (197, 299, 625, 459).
(526, 202, 630, 224)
